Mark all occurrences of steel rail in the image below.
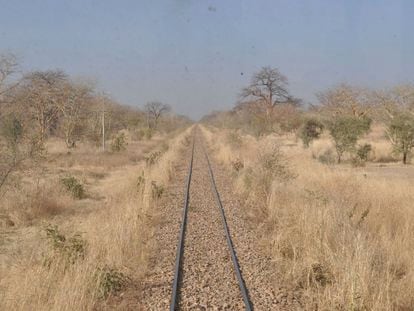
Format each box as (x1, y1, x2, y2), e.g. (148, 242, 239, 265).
(203, 145, 253, 311)
(170, 136, 195, 311)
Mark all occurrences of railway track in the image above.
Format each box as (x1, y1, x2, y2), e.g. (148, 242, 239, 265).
(170, 133, 252, 310)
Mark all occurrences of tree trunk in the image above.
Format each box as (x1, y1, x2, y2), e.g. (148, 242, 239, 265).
(403, 152, 407, 165)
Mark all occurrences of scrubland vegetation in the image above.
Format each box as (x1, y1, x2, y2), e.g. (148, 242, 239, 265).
(2, 46, 414, 310)
(201, 67, 414, 310)
(0, 53, 192, 309)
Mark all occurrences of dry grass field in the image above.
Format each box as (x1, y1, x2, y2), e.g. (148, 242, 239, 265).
(0, 128, 192, 310)
(201, 125, 414, 310)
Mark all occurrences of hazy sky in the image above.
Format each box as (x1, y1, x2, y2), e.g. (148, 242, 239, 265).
(1, 0, 413, 119)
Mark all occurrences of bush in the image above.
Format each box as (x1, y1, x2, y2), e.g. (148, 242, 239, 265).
(351, 144, 372, 167)
(111, 132, 127, 152)
(95, 266, 129, 299)
(151, 181, 164, 199)
(44, 225, 86, 266)
(226, 131, 243, 148)
(231, 158, 244, 172)
(387, 114, 414, 164)
(145, 151, 162, 166)
(61, 176, 85, 199)
(133, 128, 153, 141)
(299, 118, 324, 148)
(328, 116, 371, 163)
(317, 149, 336, 165)
(1, 114, 23, 149)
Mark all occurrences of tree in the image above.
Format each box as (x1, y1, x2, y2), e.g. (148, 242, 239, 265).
(328, 116, 371, 163)
(317, 84, 372, 119)
(0, 114, 41, 197)
(240, 67, 295, 131)
(374, 85, 414, 120)
(144, 101, 171, 130)
(18, 70, 68, 143)
(0, 53, 20, 114)
(59, 82, 92, 148)
(387, 114, 414, 164)
(299, 118, 324, 148)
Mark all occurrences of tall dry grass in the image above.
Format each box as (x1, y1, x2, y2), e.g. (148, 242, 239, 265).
(201, 125, 414, 310)
(0, 127, 192, 310)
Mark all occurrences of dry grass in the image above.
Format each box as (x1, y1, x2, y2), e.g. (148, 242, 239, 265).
(201, 125, 414, 310)
(0, 127, 192, 310)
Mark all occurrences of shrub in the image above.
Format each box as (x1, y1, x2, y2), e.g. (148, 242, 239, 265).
(387, 114, 414, 164)
(143, 128, 153, 140)
(145, 151, 162, 166)
(136, 172, 145, 188)
(111, 132, 127, 152)
(251, 145, 294, 198)
(356, 143, 372, 161)
(231, 158, 244, 172)
(328, 116, 371, 163)
(182, 136, 191, 147)
(259, 145, 293, 183)
(95, 266, 129, 299)
(61, 176, 85, 199)
(1, 114, 23, 150)
(299, 118, 324, 148)
(44, 224, 86, 266)
(352, 143, 372, 167)
(151, 181, 164, 199)
(226, 131, 243, 148)
(317, 149, 336, 165)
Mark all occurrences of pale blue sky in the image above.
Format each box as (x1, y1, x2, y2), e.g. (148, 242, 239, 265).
(1, 0, 413, 119)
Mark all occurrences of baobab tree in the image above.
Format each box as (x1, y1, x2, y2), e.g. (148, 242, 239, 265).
(239, 66, 297, 132)
(144, 101, 171, 130)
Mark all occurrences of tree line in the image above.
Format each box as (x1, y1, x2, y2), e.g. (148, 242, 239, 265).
(0, 53, 188, 148)
(202, 66, 414, 164)
(0, 53, 190, 195)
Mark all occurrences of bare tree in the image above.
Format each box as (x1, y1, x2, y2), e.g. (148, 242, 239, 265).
(241, 67, 293, 115)
(317, 84, 372, 118)
(18, 70, 67, 143)
(59, 81, 92, 148)
(144, 101, 171, 130)
(0, 53, 20, 114)
(239, 66, 298, 133)
(374, 85, 414, 120)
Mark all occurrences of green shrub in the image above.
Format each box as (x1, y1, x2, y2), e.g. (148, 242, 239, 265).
(356, 143, 372, 161)
(317, 149, 336, 165)
(299, 118, 324, 148)
(44, 225, 86, 266)
(387, 114, 414, 164)
(61, 176, 85, 199)
(111, 132, 127, 152)
(328, 116, 371, 163)
(95, 266, 129, 299)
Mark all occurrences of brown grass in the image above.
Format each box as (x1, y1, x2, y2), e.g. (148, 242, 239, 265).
(201, 124, 414, 310)
(0, 127, 192, 310)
